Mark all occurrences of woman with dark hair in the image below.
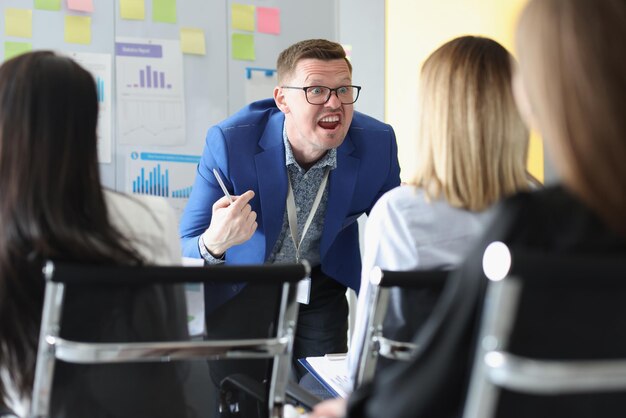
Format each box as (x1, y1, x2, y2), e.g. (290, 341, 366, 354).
(0, 51, 194, 417)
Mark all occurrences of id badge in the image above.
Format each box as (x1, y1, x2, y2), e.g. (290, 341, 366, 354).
(296, 277, 311, 304)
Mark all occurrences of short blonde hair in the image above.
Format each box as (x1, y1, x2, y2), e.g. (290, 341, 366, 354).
(413, 36, 530, 211)
(517, 0, 626, 235)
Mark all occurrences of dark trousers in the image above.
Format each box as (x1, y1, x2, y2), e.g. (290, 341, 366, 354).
(293, 266, 349, 380)
(203, 267, 348, 414)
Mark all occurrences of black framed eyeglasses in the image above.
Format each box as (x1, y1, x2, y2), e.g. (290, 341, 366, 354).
(281, 85, 362, 105)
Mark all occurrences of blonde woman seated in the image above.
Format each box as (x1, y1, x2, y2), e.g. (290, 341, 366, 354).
(312, 35, 533, 417)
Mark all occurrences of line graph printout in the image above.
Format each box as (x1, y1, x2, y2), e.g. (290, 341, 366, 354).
(127, 151, 200, 219)
(67, 51, 112, 163)
(116, 38, 186, 146)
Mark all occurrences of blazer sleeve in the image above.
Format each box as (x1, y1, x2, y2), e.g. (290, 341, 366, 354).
(368, 126, 401, 215)
(179, 125, 230, 258)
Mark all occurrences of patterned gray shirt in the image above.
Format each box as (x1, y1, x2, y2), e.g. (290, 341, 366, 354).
(268, 126, 337, 266)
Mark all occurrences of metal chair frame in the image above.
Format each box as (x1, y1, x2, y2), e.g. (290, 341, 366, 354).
(353, 268, 448, 387)
(30, 260, 310, 418)
(463, 249, 626, 418)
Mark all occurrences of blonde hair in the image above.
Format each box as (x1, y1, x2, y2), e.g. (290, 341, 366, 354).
(413, 36, 530, 211)
(517, 0, 626, 235)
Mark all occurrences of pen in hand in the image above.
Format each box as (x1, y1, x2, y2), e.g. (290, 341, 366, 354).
(213, 168, 234, 203)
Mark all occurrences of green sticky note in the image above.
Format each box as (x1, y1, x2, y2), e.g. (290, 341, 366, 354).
(180, 28, 206, 55)
(232, 33, 255, 61)
(4, 41, 32, 60)
(35, 0, 62, 11)
(5, 9, 33, 38)
(153, 0, 176, 23)
(231, 3, 255, 32)
(120, 0, 145, 20)
(64, 15, 91, 45)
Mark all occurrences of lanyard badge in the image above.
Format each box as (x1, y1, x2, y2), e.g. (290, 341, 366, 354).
(286, 167, 330, 304)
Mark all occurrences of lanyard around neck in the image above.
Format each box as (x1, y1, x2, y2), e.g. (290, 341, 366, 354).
(286, 166, 330, 262)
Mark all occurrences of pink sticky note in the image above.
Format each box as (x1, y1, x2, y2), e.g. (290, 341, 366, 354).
(67, 0, 94, 13)
(257, 7, 280, 35)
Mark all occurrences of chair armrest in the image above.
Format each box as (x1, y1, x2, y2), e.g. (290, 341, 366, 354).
(286, 380, 324, 410)
(220, 373, 267, 403)
(220, 374, 323, 412)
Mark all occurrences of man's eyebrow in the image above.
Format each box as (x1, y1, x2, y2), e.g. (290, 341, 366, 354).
(303, 75, 352, 84)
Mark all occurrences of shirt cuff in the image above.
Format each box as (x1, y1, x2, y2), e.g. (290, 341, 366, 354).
(198, 235, 225, 264)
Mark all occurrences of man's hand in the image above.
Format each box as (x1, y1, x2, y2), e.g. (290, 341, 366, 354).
(201, 190, 257, 257)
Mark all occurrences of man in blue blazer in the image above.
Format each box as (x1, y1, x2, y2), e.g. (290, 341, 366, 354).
(180, 39, 400, 375)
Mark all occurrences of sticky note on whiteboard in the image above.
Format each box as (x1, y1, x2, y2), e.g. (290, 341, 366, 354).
(180, 28, 206, 55)
(5, 8, 33, 38)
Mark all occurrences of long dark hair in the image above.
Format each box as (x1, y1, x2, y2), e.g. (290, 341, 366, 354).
(0, 51, 143, 405)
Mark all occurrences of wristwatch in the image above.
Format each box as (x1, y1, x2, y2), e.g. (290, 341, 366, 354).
(198, 235, 225, 263)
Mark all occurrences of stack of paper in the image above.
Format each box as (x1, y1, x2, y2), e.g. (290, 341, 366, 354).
(299, 354, 351, 398)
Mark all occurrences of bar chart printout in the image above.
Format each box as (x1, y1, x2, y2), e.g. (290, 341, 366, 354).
(128, 151, 200, 218)
(67, 51, 112, 163)
(116, 38, 186, 146)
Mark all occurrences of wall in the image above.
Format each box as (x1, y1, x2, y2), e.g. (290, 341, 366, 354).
(0, 0, 338, 218)
(385, 0, 548, 183)
(339, 0, 386, 121)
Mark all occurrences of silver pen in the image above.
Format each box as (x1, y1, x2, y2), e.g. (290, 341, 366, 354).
(212, 168, 234, 203)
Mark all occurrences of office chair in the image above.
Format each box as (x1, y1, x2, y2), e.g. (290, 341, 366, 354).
(463, 242, 626, 418)
(30, 260, 309, 418)
(352, 267, 448, 388)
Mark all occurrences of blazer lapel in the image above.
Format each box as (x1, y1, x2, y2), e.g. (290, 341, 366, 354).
(321, 134, 359, 259)
(255, 113, 288, 260)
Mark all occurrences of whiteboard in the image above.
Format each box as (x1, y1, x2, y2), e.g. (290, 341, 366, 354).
(0, 0, 338, 204)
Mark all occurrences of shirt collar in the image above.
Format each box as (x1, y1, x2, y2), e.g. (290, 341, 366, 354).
(282, 123, 337, 172)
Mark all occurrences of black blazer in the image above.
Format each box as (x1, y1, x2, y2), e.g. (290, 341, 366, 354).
(348, 185, 626, 418)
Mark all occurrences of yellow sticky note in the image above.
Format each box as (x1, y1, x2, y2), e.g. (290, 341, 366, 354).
(180, 28, 206, 55)
(232, 4, 255, 32)
(5, 9, 33, 38)
(120, 0, 145, 20)
(65, 15, 92, 45)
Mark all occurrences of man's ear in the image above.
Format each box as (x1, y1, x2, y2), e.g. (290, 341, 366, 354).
(274, 86, 290, 114)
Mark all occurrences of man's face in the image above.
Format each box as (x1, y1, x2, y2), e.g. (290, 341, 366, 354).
(274, 58, 354, 163)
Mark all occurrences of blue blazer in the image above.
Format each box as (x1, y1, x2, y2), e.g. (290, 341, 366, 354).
(180, 99, 401, 311)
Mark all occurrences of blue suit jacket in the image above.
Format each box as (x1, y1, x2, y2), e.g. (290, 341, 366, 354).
(180, 99, 400, 311)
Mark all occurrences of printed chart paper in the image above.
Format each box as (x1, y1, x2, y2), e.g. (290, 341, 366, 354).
(127, 151, 199, 219)
(67, 51, 112, 163)
(116, 38, 186, 146)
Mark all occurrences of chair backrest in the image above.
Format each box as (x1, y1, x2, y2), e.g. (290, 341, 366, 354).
(30, 261, 309, 418)
(463, 243, 626, 418)
(352, 267, 448, 388)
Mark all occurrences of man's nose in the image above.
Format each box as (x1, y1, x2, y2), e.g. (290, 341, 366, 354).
(326, 90, 342, 107)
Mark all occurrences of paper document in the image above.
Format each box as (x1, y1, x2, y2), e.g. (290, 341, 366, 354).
(299, 354, 351, 398)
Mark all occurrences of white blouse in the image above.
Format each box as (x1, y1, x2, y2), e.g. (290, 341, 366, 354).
(4, 191, 180, 417)
(348, 185, 495, 384)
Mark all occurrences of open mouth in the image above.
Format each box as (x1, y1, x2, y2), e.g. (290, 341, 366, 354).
(318, 115, 341, 130)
